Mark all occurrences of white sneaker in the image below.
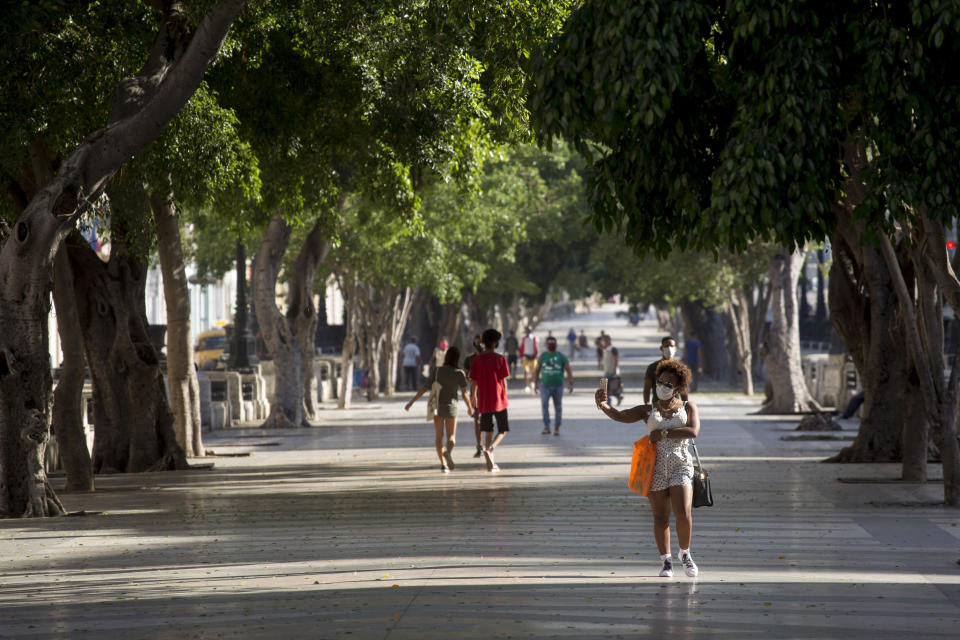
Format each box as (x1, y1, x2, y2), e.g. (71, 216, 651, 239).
(659, 557, 673, 577)
(680, 552, 698, 577)
(483, 446, 496, 471)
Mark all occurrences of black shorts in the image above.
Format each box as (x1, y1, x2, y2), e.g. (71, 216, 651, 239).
(479, 409, 509, 433)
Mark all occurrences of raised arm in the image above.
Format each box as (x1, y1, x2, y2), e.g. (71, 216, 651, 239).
(594, 389, 649, 423)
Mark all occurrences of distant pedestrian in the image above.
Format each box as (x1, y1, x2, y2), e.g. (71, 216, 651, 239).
(405, 346, 473, 473)
(401, 337, 422, 391)
(469, 329, 510, 472)
(601, 333, 623, 405)
(566, 328, 578, 359)
(430, 337, 449, 374)
(595, 359, 701, 578)
(534, 336, 574, 435)
(519, 326, 539, 393)
(595, 331, 607, 368)
(577, 330, 588, 360)
(602, 334, 619, 377)
(683, 336, 701, 391)
(644, 336, 687, 404)
(505, 330, 519, 377)
(463, 335, 485, 458)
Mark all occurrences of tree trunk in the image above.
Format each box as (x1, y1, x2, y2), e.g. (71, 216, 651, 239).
(826, 221, 906, 463)
(759, 248, 818, 414)
(749, 282, 772, 383)
(287, 219, 332, 422)
(437, 303, 460, 355)
(337, 275, 360, 409)
(880, 230, 960, 503)
(681, 301, 729, 382)
(30, 136, 93, 492)
(354, 281, 388, 401)
(52, 246, 95, 491)
(0, 235, 66, 515)
(727, 290, 754, 395)
(902, 367, 929, 482)
(383, 287, 415, 397)
(0, 0, 246, 517)
(70, 219, 188, 474)
(150, 181, 203, 457)
(912, 215, 960, 504)
(254, 215, 304, 428)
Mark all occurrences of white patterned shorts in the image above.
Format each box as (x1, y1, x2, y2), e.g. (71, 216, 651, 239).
(649, 441, 694, 492)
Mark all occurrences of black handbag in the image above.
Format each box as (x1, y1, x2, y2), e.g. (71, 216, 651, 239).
(690, 440, 713, 508)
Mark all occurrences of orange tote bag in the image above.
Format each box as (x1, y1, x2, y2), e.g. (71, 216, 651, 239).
(628, 435, 657, 497)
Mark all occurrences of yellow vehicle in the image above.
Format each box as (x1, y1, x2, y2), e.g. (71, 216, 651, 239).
(194, 328, 228, 370)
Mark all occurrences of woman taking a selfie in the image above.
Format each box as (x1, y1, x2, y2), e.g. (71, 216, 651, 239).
(594, 359, 701, 578)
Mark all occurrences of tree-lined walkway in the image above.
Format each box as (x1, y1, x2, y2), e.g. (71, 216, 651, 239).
(1, 306, 958, 639)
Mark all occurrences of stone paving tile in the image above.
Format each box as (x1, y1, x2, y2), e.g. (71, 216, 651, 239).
(2, 307, 959, 639)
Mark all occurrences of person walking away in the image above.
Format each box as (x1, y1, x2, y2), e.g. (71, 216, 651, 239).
(463, 335, 485, 458)
(469, 329, 510, 472)
(401, 337, 422, 391)
(519, 326, 539, 392)
(578, 330, 588, 360)
(595, 331, 607, 368)
(683, 335, 701, 391)
(594, 359, 701, 578)
(644, 336, 688, 404)
(504, 330, 519, 377)
(566, 328, 578, 359)
(534, 336, 574, 435)
(405, 346, 473, 472)
(602, 334, 622, 405)
(430, 337, 449, 376)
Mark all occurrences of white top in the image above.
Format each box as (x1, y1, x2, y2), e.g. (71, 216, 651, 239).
(646, 402, 692, 464)
(522, 336, 536, 355)
(402, 343, 421, 367)
(602, 346, 619, 375)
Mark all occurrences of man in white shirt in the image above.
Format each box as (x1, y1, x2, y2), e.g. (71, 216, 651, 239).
(401, 338, 422, 391)
(519, 326, 539, 392)
(601, 334, 622, 405)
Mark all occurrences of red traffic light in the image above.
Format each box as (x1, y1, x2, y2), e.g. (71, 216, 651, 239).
(948, 241, 956, 250)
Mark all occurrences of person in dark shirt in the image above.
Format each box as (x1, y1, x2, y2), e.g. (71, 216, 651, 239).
(683, 336, 701, 391)
(644, 336, 688, 403)
(463, 335, 484, 457)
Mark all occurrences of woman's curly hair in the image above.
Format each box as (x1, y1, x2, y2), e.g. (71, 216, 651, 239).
(655, 359, 692, 394)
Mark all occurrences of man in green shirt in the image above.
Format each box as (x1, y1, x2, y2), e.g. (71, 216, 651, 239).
(534, 336, 574, 435)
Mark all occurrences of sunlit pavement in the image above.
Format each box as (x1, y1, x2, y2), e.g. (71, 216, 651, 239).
(2, 304, 959, 639)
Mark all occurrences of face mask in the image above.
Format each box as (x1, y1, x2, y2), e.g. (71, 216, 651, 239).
(661, 346, 676, 358)
(656, 384, 674, 401)
(547, 343, 557, 352)
(475, 342, 483, 352)
(440, 341, 448, 350)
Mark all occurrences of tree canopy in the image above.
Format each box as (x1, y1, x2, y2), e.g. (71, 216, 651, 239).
(530, 0, 960, 254)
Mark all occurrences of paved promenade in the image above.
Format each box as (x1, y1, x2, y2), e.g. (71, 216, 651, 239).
(2, 306, 959, 639)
